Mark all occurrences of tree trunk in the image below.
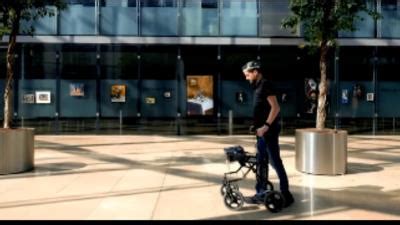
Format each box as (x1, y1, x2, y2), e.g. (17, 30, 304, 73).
(3, 10, 20, 129)
(316, 42, 329, 129)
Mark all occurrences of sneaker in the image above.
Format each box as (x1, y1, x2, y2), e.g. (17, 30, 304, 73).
(244, 193, 265, 204)
(282, 191, 294, 208)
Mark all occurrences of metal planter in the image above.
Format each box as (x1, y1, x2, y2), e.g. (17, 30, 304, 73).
(295, 128, 347, 175)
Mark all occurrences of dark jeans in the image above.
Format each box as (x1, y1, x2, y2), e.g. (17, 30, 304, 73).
(255, 126, 289, 194)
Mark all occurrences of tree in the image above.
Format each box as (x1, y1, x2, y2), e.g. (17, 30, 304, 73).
(282, 0, 380, 129)
(0, 0, 66, 128)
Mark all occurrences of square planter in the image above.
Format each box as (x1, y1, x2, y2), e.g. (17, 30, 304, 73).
(0, 128, 35, 175)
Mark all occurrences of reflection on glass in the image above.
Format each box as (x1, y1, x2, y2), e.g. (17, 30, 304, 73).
(24, 46, 57, 79)
(141, 48, 177, 80)
(0, 50, 7, 79)
(339, 0, 375, 38)
(140, 0, 178, 36)
(181, 0, 219, 36)
(61, 47, 97, 79)
(100, 0, 138, 35)
(100, 50, 138, 79)
(60, 0, 96, 35)
(20, 6, 57, 35)
(221, 0, 257, 36)
(260, 0, 294, 37)
(382, 0, 400, 38)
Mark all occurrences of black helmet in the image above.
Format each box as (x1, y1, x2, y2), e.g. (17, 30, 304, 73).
(242, 60, 261, 71)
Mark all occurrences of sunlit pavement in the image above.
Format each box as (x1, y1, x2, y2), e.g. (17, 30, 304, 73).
(0, 135, 399, 220)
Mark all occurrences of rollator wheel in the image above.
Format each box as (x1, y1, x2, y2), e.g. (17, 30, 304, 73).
(220, 183, 239, 196)
(224, 190, 244, 211)
(264, 191, 284, 213)
(266, 181, 274, 191)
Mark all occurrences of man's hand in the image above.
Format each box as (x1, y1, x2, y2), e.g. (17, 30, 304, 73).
(256, 125, 269, 137)
(249, 125, 256, 134)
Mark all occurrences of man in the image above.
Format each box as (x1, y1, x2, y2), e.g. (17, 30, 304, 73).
(242, 60, 294, 208)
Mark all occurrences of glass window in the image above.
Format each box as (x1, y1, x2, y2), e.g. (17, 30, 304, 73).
(140, 0, 178, 36)
(61, 45, 97, 79)
(221, 46, 258, 80)
(141, 0, 176, 7)
(24, 45, 58, 79)
(381, 0, 400, 38)
(377, 47, 400, 81)
(20, 6, 57, 35)
(260, 0, 296, 37)
(140, 46, 177, 80)
(339, 47, 374, 81)
(100, 45, 138, 79)
(259, 47, 318, 81)
(181, 0, 219, 36)
(339, 0, 376, 38)
(100, 0, 138, 35)
(0, 50, 6, 79)
(221, 0, 257, 36)
(181, 46, 218, 75)
(60, 0, 96, 35)
(377, 47, 400, 119)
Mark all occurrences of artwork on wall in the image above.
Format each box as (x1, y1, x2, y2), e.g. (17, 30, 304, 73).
(236, 91, 247, 104)
(145, 97, 156, 104)
(35, 91, 51, 104)
(353, 83, 364, 100)
(70, 83, 85, 97)
(341, 89, 349, 104)
(189, 78, 198, 87)
(22, 94, 35, 104)
(186, 75, 214, 116)
(111, 85, 126, 103)
(163, 91, 172, 99)
(304, 78, 318, 114)
(366, 93, 374, 102)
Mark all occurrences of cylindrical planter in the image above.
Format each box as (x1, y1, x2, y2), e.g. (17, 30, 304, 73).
(0, 128, 35, 175)
(295, 128, 347, 175)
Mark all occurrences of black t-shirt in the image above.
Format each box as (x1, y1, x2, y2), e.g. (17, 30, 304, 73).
(252, 78, 280, 129)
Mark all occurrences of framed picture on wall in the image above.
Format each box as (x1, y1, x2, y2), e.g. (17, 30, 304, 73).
(163, 91, 172, 99)
(366, 93, 374, 102)
(145, 97, 156, 104)
(22, 94, 35, 104)
(341, 89, 349, 104)
(186, 75, 214, 116)
(236, 91, 246, 104)
(35, 91, 51, 104)
(70, 83, 85, 97)
(111, 85, 126, 103)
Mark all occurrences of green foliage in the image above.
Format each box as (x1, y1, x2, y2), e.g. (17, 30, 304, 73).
(0, 0, 66, 36)
(282, 0, 381, 48)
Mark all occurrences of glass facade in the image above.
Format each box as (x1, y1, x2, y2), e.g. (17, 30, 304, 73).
(20, 6, 58, 35)
(180, 0, 219, 36)
(221, 0, 258, 36)
(381, 0, 400, 38)
(18, 0, 384, 38)
(59, 0, 96, 35)
(100, 0, 138, 35)
(339, 0, 376, 38)
(260, 0, 295, 37)
(140, 0, 178, 36)
(3, 0, 400, 135)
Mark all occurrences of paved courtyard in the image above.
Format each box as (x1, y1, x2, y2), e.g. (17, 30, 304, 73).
(0, 135, 399, 220)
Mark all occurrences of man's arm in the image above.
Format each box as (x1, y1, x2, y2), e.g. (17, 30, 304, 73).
(266, 95, 280, 125)
(256, 95, 280, 136)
